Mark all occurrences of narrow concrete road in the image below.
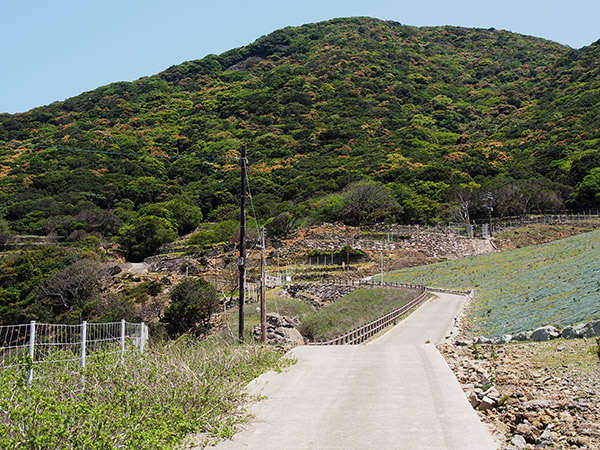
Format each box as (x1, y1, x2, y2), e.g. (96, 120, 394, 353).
(208, 293, 498, 450)
(372, 291, 466, 346)
(128, 262, 148, 274)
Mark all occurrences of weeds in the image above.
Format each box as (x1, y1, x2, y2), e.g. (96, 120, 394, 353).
(471, 343, 481, 360)
(0, 337, 286, 449)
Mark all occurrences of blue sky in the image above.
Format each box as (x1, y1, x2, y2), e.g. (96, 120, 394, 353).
(2, 0, 599, 114)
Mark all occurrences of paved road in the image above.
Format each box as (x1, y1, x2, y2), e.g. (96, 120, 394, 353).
(128, 262, 148, 274)
(208, 293, 498, 450)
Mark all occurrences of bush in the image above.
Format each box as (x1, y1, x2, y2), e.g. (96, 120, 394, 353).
(298, 287, 421, 341)
(116, 215, 178, 261)
(162, 278, 218, 337)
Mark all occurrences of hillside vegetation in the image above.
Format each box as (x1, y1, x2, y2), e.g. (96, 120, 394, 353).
(2, 17, 600, 326)
(385, 230, 600, 337)
(1, 18, 600, 247)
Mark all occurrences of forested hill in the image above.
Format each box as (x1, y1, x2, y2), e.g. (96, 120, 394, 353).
(1, 17, 600, 257)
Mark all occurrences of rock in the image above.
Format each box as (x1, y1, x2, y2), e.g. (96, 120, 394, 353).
(484, 386, 501, 401)
(275, 327, 305, 346)
(468, 390, 480, 408)
(535, 424, 553, 448)
(107, 265, 122, 276)
(587, 319, 600, 336)
(478, 395, 496, 410)
(558, 411, 574, 426)
(476, 336, 493, 344)
(577, 423, 600, 437)
(454, 339, 474, 346)
(522, 399, 552, 410)
(493, 334, 513, 344)
(512, 331, 532, 341)
(510, 434, 527, 449)
(516, 423, 538, 443)
(530, 326, 560, 342)
(563, 319, 600, 339)
(561, 322, 588, 339)
(479, 370, 493, 385)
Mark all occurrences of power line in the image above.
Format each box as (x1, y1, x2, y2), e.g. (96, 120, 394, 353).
(0, 140, 237, 162)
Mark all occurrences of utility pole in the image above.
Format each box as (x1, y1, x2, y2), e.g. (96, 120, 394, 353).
(485, 192, 494, 238)
(260, 227, 267, 343)
(380, 251, 384, 284)
(238, 144, 247, 343)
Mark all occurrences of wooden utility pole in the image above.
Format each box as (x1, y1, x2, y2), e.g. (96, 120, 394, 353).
(260, 227, 267, 343)
(238, 144, 247, 343)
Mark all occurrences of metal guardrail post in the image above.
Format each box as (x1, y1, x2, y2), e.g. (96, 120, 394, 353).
(80, 321, 87, 369)
(80, 321, 87, 389)
(139, 323, 147, 354)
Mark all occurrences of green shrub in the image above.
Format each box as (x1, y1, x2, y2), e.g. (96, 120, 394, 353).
(162, 278, 218, 337)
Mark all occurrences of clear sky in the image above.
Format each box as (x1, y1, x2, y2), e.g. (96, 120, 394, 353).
(2, 0, 599, 114)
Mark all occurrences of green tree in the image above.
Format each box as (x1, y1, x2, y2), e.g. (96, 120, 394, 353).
(572, 168, 600, 207)
(161, 278, 218, 337)
(0, 219, 12, 250)
(163, 197, 203, 234)
(116, 215, 178, 261)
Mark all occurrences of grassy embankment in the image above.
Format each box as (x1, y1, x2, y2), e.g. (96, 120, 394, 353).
(384, 229, 600, 337)
(224, 286, 423, 342)
(297, 287, 422, 341)
(0, 338, 290, 450)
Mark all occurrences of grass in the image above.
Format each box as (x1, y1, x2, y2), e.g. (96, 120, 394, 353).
(224, 288, 315, 340)
(0, 337, 289, 449)
(384, 229, 600, 337)
(297, 287, 422, 341)
(493, 223, 598, 250)
(519, 338, 600, 374)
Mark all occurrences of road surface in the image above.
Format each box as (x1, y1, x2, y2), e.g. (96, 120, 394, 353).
(207, 293, 498, 450)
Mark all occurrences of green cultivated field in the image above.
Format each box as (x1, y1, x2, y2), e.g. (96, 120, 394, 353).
(384, 230, 600, 337)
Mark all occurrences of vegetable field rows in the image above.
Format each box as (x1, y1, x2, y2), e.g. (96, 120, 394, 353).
(385, 230, 600, 337)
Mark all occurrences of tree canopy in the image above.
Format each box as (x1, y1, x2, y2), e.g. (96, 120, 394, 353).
(1, 17, 599, 257)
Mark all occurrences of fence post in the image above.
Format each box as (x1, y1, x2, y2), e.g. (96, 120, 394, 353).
(27, 320, 36, 386)
(120, 319, 126, 364)
(139, 323, 147, 354)
(81, 320, 87, 370)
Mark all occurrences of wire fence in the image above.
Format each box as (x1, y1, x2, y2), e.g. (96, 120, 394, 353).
(0, 320, 148, 385)
(448, 210, 600, 238)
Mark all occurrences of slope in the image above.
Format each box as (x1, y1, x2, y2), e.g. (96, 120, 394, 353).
(0, 18, 580, 235)
(384, 230, 600, 337)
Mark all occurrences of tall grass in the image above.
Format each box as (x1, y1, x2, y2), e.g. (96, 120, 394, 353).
(224, 290, 315, 340)
(0, 337, 288, 449)
(298, 287, 421, 341)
